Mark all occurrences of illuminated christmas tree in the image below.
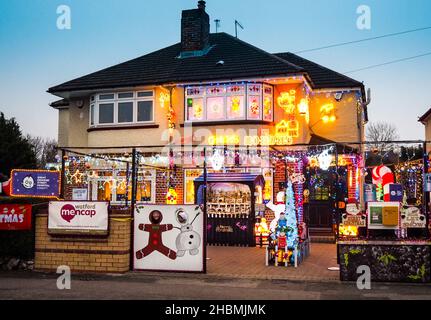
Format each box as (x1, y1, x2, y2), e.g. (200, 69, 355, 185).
(284, 181, 298, 248)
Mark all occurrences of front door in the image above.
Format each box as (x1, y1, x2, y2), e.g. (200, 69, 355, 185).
(304, 168, 342, 228)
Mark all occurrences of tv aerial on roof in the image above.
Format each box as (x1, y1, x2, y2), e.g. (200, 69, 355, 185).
(214, 19, 221, 33)
(235, 20, 244, 38)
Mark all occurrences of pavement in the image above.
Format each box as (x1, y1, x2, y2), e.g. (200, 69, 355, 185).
(1, 244, 431, 300)
(206, 243, 339, 281)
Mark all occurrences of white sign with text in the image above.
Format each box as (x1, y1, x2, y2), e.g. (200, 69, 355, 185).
(48, 201, 109, 234)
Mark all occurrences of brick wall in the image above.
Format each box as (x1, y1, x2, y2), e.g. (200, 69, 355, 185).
(64, 161, 87, 200)
(34, 208, 131, 273)
(181, 7, 209, 52)
(155, 167, 184, 205)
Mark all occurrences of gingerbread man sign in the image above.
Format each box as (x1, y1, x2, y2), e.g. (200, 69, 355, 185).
(135, 210, 177, 260)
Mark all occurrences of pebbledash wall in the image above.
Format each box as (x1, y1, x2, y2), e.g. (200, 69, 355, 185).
(34, 207, 131, 273)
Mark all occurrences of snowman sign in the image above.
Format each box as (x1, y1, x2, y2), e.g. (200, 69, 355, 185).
(134, 205, 204, 272)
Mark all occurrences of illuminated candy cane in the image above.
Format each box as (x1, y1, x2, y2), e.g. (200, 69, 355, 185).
(1, 179, 11, 196)
(372, 165, 394, 202)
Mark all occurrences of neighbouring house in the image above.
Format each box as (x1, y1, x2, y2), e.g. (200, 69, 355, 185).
(419, 107, 431, 153)
(48, 1, 368, 240)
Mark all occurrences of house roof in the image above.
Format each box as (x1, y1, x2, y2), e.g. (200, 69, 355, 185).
(418, 107, 431, 123)
(48, 33, 303, 95)
(49, 99, 70, 108)
(48, 33, 364, 96)
(274, 52, 363, 89)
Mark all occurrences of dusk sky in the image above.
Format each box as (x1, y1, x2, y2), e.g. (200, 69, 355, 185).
(1, 0, 430, 141)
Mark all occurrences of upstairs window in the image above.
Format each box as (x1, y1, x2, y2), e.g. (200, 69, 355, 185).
(90, 91, 154, 127)
(185, 83, 273, 122)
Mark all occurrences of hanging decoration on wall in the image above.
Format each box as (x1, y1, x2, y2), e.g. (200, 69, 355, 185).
(275, 119, 299, 138)
(320, 103, 336, 123)
(317, 149, 332, 170)
(166, 186, 178, 204)
(277, 90, 296, 114)
(290, 172, 305, 185)
(159, 92, 170, 109)
(210, 149, 225, 171)
(298, 98, 309, 115)
(70, 169, 84, 184)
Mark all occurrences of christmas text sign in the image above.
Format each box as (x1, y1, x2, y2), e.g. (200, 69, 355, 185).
(0, 204, 32, 230)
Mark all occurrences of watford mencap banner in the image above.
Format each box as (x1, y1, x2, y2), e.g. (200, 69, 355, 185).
(48, 201, 109, 235)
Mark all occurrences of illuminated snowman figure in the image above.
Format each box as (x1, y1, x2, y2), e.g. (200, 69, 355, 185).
(175, 208, 201, 257)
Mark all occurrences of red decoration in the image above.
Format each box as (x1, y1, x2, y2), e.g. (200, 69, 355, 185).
(0, 204, 32, 230)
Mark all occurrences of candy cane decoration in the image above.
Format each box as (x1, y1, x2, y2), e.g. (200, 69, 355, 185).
(372, 165, 394, 201)
(1, 179, 11, 196)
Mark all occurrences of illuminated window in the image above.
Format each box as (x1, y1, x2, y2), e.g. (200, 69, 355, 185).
(227, 96, 245, 119)
(263, 85, 273, 121)
(187, 98, 204, 121)
(184, 169, 204, 204)
(89, 169, 156, 204)
(206, 97, 225, 120)
(185, 83, 273, 122)
(247, 95, 261, 119)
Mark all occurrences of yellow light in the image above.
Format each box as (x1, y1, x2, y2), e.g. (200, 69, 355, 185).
(166, 187, 178, 204)
(159, 92, 170, 109)
(339, 225, 358, 237)
(320, 103, 336, 123)
(277, 90, 296, 114)
(298, 98, 309, 115)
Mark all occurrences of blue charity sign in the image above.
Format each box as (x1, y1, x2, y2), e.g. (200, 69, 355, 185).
(11, 170, 61, 198)
(389, 183, 403, 202)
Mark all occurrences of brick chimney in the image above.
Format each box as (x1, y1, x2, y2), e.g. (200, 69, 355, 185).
(181, 1, 210, 52)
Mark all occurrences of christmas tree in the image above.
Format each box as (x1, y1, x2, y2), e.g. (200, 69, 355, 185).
(285, 181, 298, 248)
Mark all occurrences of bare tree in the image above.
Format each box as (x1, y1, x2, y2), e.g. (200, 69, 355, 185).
(27, 135, 58, 169)
(366, 121, 400, 154)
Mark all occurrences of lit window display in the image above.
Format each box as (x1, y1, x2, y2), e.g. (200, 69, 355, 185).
(89, 170, 156, 203)
(206, 96, 225, 120)
(186, 97, 204, 120)
(247, 95, 261, 119)
(184, 169, 203, 204)
(185, 82, 273, 122)
(184, 167, 273, 204)
(263, 85, 273, 121)
(227, 96, 245, 119)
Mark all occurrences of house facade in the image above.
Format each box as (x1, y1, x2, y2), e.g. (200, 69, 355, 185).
(419, 107, 431, 153)
(48, 1, 368, 236)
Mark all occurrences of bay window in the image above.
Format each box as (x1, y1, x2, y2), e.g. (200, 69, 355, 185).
(185, 83, 273, 122)
(89, 90, 154, 127)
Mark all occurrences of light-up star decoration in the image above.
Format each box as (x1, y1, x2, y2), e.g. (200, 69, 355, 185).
(70, 169, 84, 184)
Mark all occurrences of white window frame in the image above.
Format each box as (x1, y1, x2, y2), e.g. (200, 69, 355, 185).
(89, 90, 154, 127)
